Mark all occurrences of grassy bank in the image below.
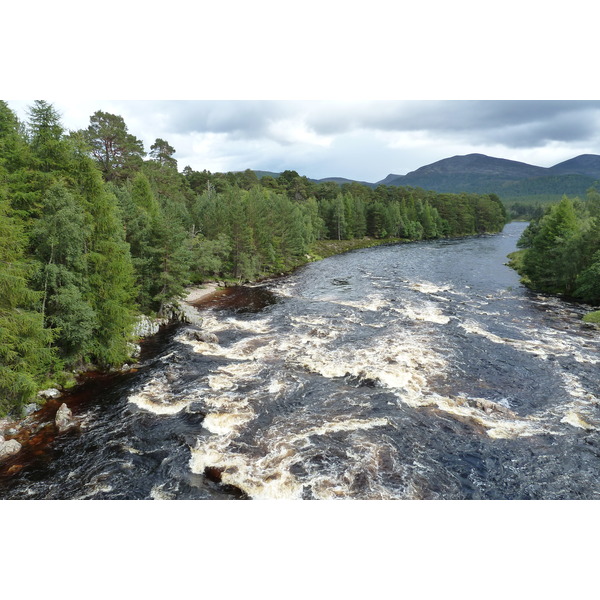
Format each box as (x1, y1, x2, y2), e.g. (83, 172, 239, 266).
(506, 249, 532, 285)
(309, 237, 404, 260)
(582, 311, 600, 324)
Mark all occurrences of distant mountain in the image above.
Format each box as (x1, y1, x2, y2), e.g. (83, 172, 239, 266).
(253, 170, 281, 179)
(408, 153, 547, 179)
(548, 154, 600, 178)
(312, 176, 376, 187)
(379, 154, 550, 193)
(376, 173, 405, 186)
(252, 171, 375, 188)
(374, 153, 600, 199)
(253, 153, 600, 200)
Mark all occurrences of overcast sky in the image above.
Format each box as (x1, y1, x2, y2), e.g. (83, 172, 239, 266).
(8, 100, 600, 183)
(6, 4, 599, 184)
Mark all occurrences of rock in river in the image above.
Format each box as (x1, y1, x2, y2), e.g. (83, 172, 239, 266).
(55, 403, 75, 433)
(0, 437, 22, 460)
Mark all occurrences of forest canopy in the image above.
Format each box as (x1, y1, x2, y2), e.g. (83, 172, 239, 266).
(0, 100, 507, 416)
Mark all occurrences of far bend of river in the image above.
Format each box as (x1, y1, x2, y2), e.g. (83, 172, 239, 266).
(2, 221, 600, 500)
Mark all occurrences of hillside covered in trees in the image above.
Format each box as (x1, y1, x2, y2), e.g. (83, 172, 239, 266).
(0, 100, 507, 416)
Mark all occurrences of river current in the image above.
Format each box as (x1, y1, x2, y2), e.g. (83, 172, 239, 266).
(2, 221, 599, 500)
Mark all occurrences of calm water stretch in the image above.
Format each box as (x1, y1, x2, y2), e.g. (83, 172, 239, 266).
(2, 222, 599, 499)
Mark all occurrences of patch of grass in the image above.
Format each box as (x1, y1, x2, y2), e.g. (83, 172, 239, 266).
(506, 249, 533, 286)
(310, 237, 404, 260)
(582, 310, 600, 324)
(506, 249, 525, 272)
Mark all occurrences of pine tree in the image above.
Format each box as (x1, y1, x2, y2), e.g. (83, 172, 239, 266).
(30, 182, 95, 362)
(522, 197, 580, 293)
(27, 100, 70, 174)
(152, 203, 192, 311)
(149, 138, 178, 170)
(0, 189, 53, 415)
(82, 111, 145, 182)
(70, 145, 137, 366)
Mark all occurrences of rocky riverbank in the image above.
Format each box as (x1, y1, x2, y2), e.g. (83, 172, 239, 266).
(0, 283, 221, 466)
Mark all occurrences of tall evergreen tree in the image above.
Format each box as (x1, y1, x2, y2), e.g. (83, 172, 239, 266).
(149, 138, 178, 170)
(27, 100, 69, 174)
(31, 183, 95, 362)
(70, 144, 137, 365)
(82, 111, 145, 182)
(0, 189, 53, 415)
(522, 197, 580, 293)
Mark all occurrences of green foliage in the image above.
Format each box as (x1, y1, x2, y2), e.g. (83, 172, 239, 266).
(83, 174, 137, 366)
(515, 192, 600, 304)
(191, 234, 232, 281)
(151, 203, 192, 310)
(0, 190, 53, 415)
(574, 252, 600, 304)
(582, 310, 600, 324)
(82, 110, 145, 182)
(149, 138, 178, 170)
(30, 183, 95, 362)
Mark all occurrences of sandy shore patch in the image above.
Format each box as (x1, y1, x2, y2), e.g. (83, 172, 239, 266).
(183, 283, 221, 304)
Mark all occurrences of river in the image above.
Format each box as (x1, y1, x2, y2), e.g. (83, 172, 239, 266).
(1, 221, 599, 500)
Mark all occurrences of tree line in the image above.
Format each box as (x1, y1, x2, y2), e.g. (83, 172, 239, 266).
(511, 190, 600, 305)
(0, 100, 507, 416)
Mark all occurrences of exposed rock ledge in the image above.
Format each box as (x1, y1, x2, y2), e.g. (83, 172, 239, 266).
(137, 284, 220, 335)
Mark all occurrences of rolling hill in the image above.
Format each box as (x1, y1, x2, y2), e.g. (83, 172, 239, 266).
(253, 153, 600, 200)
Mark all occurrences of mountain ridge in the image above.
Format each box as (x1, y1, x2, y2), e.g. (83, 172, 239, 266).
(253, 153, 600, 199)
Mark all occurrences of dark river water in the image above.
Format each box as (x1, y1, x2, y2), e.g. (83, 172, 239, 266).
(2, 221, 599, 500)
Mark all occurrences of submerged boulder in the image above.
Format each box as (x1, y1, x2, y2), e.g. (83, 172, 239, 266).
(55, 403, 75, 433)
(182, 327, 219, 344)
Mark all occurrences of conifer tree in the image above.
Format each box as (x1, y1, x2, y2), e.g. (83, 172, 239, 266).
(0, 189, 53, 415)
(31, 183, 95, 362)
(522, 197, 580, 293)
(152, 203, 192, 311)
(27, 100, 69, 174)
(83, 111, 145, 182)
(70, 144, 137, 365)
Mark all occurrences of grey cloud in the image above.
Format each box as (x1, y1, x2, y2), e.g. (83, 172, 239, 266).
(303, 100, 600, 146)
(155, 101, 295, 138)
(109, 100, 600, 153)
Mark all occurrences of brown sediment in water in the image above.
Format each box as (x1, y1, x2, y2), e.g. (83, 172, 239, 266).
(0, 287, 222, 485)
(0, 372, 127, 479)
(0, 325, 179, 481)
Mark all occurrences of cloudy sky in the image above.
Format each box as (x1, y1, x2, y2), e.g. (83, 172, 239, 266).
(8, 100, 600, 183)
(6, 3, 599, 184)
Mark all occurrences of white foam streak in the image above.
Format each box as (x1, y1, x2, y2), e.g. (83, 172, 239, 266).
(128, 377, 194, 415)
(190, 416, 391, 500)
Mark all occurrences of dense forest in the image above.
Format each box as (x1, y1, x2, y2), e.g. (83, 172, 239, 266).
(0, 100, 507, 416)
(509, 191, 600, 308)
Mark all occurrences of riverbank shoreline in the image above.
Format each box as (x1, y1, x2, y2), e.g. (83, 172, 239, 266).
(0, 230, 509, 464)
(0, 282, 225, 462)
(182, 283, 221, 304)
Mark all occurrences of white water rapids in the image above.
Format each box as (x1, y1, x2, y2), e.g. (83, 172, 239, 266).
(2, 222, 599, 500)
